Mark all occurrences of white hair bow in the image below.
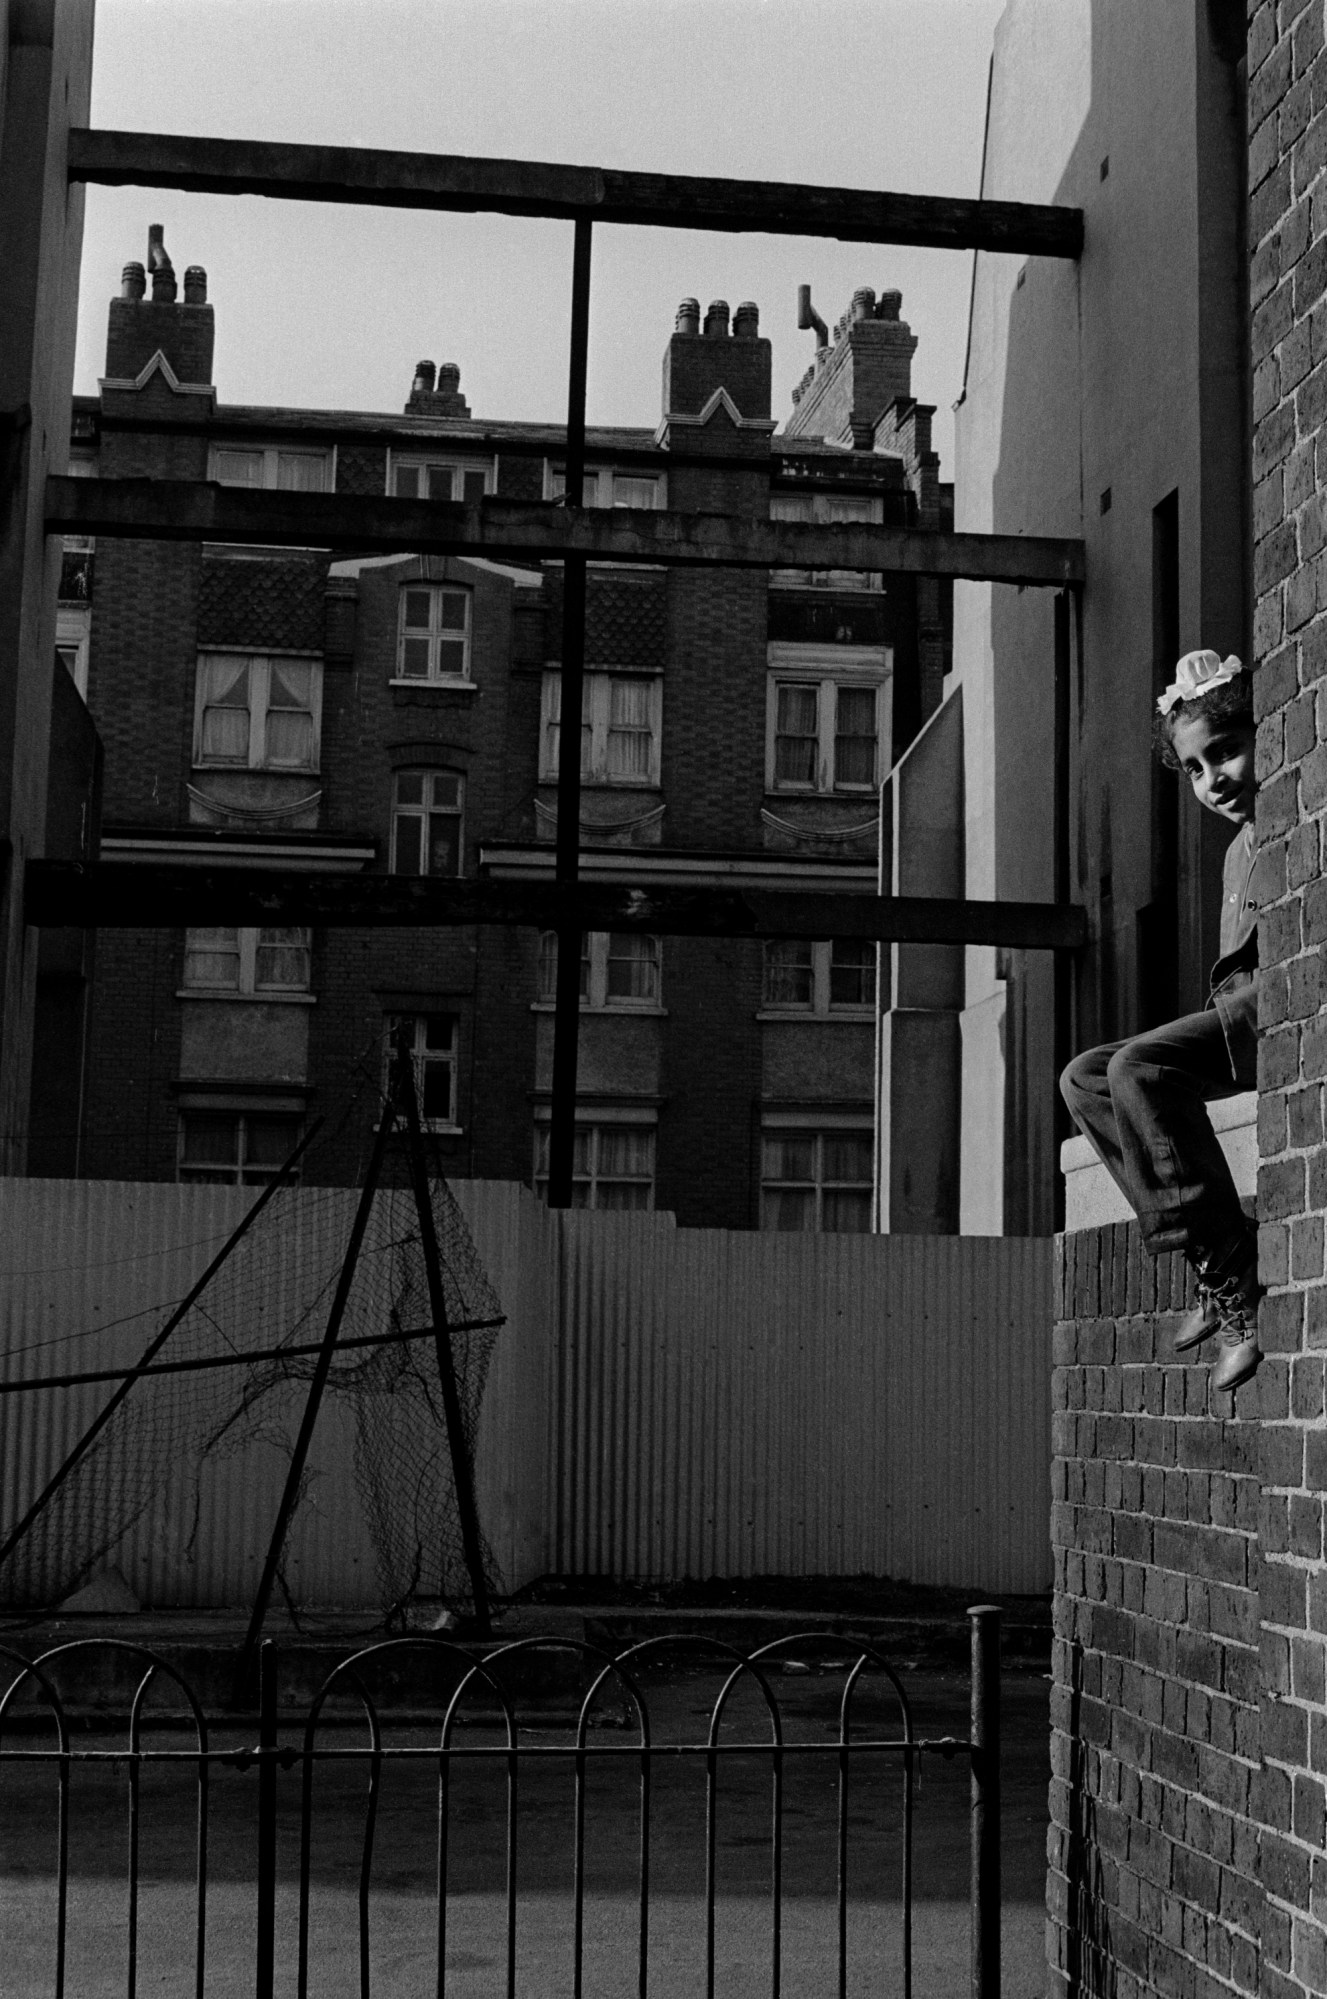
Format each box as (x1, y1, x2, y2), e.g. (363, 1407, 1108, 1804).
(1156, 650, 1245, 716)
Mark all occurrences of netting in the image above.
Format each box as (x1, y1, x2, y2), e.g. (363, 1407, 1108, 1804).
(0, 1117, 505, 1617)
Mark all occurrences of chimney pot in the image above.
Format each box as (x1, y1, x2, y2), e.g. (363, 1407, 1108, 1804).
(675, 297, 700, 335)
(703, 299, 730, 337)
(851, 287, 876, 321)
(732, 300, 759, 339)
(412, 359, 437, 395)
(121, 262, 146, 300)
(146, 223, 175, 301)
(437, 363, 461, 393)
(148, 222, 178, 299)
(183, 266, 207, 304)
(878, 290, 902, 321)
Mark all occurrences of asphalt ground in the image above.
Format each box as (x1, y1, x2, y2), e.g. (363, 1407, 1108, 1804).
(0, 1657, 1051, 1997)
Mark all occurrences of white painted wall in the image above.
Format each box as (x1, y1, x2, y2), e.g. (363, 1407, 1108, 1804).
(952, 1, 1247, 1234)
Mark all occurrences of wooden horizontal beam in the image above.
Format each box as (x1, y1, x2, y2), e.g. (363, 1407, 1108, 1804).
(46, 478, 1085, 587)
(68, 128, 1084, 258)
(27, 861, 1089, 952)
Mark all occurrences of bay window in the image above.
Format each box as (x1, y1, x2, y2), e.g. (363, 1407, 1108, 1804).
(194, 654, 321, 772)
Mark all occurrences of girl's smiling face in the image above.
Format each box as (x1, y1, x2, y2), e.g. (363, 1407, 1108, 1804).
(1169, 709, 1256, 825)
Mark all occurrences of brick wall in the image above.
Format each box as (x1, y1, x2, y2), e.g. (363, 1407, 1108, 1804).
(89, 383, 208, 825)
(105, 295, 214, 386)
(1247, 0, 1327, 1993)
(1049, 1222, 1264, 1999)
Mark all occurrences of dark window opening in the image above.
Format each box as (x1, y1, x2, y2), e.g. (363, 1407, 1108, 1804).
(1138, 489, 1180, 1028)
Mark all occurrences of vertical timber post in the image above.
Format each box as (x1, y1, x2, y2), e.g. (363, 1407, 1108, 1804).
(254, 1638, 278, 1999)
(548, 215, 593, 1208)
(395, 1036, 493, 1634)
(969, 1603, 1001, 1999)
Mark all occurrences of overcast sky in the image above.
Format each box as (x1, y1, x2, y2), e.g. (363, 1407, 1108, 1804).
(75, 0, 1005, 475)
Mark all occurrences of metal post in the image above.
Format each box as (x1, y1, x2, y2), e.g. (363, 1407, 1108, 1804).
(548, 215, 593, 1209)
(1051, 590, 1073, 1232)
(394, 1039, 492, 1634)
(872, 774, 892, 1232)
(240, 1092, 397, 1668)
(969, 1604, 1001, 1999)
(254, 1639, 278, 1999)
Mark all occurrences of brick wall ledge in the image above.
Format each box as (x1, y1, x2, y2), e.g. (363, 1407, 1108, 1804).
(1059, 1089, 1255, 1232)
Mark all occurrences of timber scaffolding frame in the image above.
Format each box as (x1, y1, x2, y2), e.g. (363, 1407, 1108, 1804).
(28, 127, 1087, 1207)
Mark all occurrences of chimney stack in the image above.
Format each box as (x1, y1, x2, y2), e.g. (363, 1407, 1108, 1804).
(104, 226, 214, 385)
(660, 291, 773, 458)
(404, 358, 471, 417)
(785, 283, 917, 442)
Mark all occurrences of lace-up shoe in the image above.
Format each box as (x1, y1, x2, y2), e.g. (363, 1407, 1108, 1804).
(1173, 1286, 1220, 1353)
(1207, 1259, 1262, 1393)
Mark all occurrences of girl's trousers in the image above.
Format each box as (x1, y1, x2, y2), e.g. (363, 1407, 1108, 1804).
(1059, 1005, 1254, 1259)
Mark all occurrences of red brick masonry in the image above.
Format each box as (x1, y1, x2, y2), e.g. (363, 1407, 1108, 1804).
(1047, 1220, 1322, 1999)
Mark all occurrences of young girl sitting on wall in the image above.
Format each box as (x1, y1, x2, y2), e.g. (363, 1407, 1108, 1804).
(1060, 650, 1260, 1393)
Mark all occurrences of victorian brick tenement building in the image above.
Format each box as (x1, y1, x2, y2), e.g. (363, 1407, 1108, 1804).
(38, 243, 951, 1228)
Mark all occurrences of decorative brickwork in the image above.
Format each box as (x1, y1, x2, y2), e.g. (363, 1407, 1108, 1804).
(334, 443, 388, 497)
(494, 453, 545, 502)
(542, 571, 667, 668)
(197, 554, 326, 652)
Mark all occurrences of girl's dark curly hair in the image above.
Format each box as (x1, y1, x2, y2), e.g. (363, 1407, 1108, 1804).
(1153, 673, 1254, 771)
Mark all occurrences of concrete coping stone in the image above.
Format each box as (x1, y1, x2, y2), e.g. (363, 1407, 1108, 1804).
(1060, 1090, 1255, 1233)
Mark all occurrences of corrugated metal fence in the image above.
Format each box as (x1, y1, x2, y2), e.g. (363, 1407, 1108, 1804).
(0, 1178, 1052, 1603)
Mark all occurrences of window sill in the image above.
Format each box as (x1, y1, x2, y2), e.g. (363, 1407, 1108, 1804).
(177, 989, 316, 1005)
(764, 788, 880, 802)
(389, 676, 478, 693)
(537, 776, 661, 790)
(768, 579, 884, 592)
(531, 1002, 667, 1017)
(756, 1008, 874, 1023)
(373, 1120, 464, 1137)
(191, 765, 322, 779)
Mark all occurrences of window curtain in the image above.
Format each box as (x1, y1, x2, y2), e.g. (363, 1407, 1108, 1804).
(606, 678, 653, 777)
(199, 658, 252, 763)
(265, 662, 315, 767)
